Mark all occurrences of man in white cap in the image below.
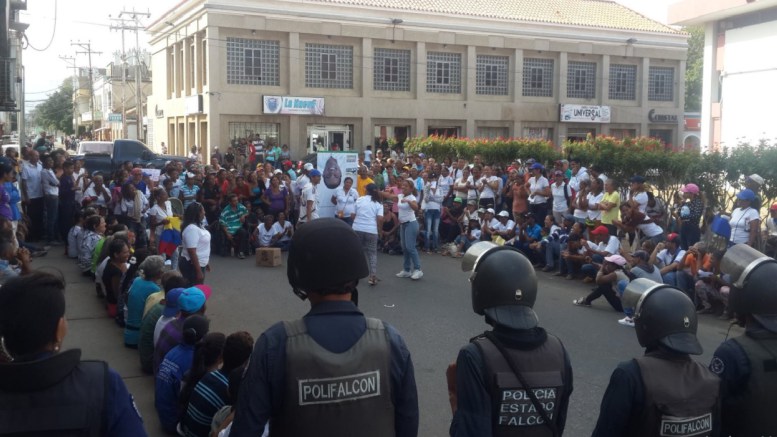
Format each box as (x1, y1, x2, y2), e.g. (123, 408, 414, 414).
(292, 163, 314, 223)
(298, 169, 321, 225)
(745, 174, 764, 212)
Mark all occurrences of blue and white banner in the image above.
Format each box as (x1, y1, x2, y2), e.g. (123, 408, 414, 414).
(263, 96, 325, 115)
(560, 104, 611, 123)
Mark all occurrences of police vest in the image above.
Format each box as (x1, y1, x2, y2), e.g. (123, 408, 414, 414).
(630, 353, 719, 437)
(272, 317, 395, 437)
(0, 349, 107, 436)
(473, 334, 566, 437)
(729, 333, 777, 436)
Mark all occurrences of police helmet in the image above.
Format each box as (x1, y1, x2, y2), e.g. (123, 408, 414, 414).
(287, 218, 369, 300)
(623, 278, 702, 355)
(721, 244, 777, 333)
(461, 242, 538, 330)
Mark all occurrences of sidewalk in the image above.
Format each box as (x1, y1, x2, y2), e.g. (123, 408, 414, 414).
(45, 251, 162, 435)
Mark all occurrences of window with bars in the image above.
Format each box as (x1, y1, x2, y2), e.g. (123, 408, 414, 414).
(426, 52, 461, 93)
(522, 58, 553, 97)
(476, 55, 509, 95)
(226, 38, 280, 86)
(229, 122, 280, 145)
(608, 64, 637, 100)
(305, 44, 353, 89)
(374, 48, 410, 91)
(567, 61, 595, 99)
(649, 66, 674, 101)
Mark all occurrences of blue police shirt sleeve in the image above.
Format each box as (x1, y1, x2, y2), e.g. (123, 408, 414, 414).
(105, 368, 148, 437)
(385, 323, 420, 437)
(710, 339, 750, 436)
(231, 322, 286, 437)
(591, 360, 643, 437)
(450, 343, 492, 437)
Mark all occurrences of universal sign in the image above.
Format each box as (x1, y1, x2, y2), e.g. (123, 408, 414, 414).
(263, 96, 325, 116)
(560, 104, 611, 123)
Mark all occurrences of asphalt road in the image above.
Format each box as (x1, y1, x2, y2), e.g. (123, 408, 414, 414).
(50, 248, 740, 437)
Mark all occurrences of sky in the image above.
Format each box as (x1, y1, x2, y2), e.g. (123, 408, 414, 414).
(21, 0, 677, 110)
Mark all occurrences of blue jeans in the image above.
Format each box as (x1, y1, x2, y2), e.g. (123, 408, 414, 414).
(617, 279, 633, 317)
(44, 195, 59, 242)
(545, 240, 561, 268)
(400, 220, 421, 272)
(455, 234, 474, 252)
(663, 271, 695, 302)
(581, 254, 604, 278)
(424, 209, 441, 251)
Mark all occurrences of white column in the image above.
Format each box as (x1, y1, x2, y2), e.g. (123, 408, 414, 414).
(362, 38, 372, 99)
(640, 58, 650, 137)
(514, 49, 523, 103)
(416, 42, 426, 101)
(558, 52, 568, 104)
(289, 33, 301, 95)
(700, 22, 717, 151)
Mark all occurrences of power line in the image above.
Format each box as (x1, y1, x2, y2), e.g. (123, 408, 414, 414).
(25, 0, 58, 51)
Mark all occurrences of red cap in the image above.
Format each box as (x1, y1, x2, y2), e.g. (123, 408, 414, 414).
(771, 203, 777, 212)
(666, 232, 680, 243)
(591, 225, 609, 236)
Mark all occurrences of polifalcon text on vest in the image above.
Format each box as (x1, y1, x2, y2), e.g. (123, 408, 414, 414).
(660, 413, 713, 437)
(498, 387, 557, 426)
(298, 370, 381, 405)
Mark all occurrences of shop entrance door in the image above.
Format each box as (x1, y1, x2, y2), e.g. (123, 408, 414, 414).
(307, 125, 352, 153)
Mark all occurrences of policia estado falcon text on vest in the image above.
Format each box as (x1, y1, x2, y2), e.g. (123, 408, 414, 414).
(592, 279, 721, 437)
(710, 244, 777, 436)
(447, 242, 573, 437)
(230, 218, 419, 437)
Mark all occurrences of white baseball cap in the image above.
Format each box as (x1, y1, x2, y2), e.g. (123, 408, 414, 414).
(497, 210, 510, 218)
(303, 163, 314, 171)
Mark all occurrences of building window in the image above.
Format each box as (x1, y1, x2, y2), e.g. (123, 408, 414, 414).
(523, 127, 554, 140)
(649, 66, 674, 101)
(427, 52, 461, 94)
(567, 61, 595, 99)
(610, 129, 637, 139)
(374, 48, 410, 91)
(226, 38, 280, 86)
(476, 55, 509, 95)
(305, 43, 353, 89)
(477, 126, 509, 139)
(229, 122, 280, 145)
(522, 58, 553, 97)
(609, 64, 637, 100)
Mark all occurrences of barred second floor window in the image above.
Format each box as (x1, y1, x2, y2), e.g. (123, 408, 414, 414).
(523, 58, 553, 97)
(305, 43, 353, 89)
(226, 38, 280, 86)
(649, 66, 674, 101)
(609, 64, 637, 100)
(567, 61, 595, 99)
(374, 48, 410, 91)
(476, 55, 508, 95)
(427, 52, 461, 94)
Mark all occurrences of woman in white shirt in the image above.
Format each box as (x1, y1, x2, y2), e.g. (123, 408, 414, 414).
(181, 202, 211, 286)
(583, 177, 604, 225)
(453, 166, 471, 201)
(330, 176, 359, 225)
(148, 188, 180, 269)
(383, 178, 423, 280)
(270, 211, 294, 251)
(476, 166, 499, 209)
(730, 189, 760, 246)
(353, 184, 384, 286)
(255, 214, 276, 248)
(527, 163, 551, 220)
(422, 175, 443, 253)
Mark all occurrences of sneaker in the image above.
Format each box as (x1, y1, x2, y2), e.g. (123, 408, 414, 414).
(411, 270, 424, 280)
(542, 266, 555, 272)
(238, 252, 246, 259)
(618, 317, 635, 327)
(396, 270, 412, 278)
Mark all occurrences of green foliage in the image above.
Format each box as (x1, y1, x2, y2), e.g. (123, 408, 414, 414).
(31, 79, 74, 135)
(407, 135, 777, 218)
(684, 26, 704, 112)
(404, 136, 560, 165)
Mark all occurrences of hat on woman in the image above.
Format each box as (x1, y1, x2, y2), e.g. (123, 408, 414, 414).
(680, 183, 699, 195)
(737, 189, 756, 201)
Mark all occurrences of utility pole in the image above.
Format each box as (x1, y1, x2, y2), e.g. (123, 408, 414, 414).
(71, 41, 102, 137)
(116, 8, 151, 142)
(109, 16, 129, 139)
(59, 56, 79, 136)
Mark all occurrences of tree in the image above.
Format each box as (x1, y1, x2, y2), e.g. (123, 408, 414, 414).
(684, 26, 704, 112)
(31, 78, 74, 135)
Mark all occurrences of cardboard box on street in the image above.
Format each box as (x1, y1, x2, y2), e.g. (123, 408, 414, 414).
(256, 247, 282, 267)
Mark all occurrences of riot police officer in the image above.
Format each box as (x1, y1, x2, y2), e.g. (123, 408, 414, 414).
(448, 242, 573, 436)
(592, 278, 720, 436)
(230, 218, 419, 437)
(710, 244, 777, 435)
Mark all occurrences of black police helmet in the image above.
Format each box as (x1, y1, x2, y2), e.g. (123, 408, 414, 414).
(721, 244, 777, 333)
(462, 242, 538, 330)
(287, 218, 369, 300)
(624, 279, 702, 355)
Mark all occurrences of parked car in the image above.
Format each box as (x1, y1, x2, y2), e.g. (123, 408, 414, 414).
(77, 141, 113, 155)
(72, 139, 188, 176)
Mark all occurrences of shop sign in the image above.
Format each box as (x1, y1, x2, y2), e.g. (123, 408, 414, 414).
(559, 104, 611, 123)
(185, 95, 203, 115)
(108, 113, 122, 122)
(264, 96, 325, 115)
(648, 109, 679, 123)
